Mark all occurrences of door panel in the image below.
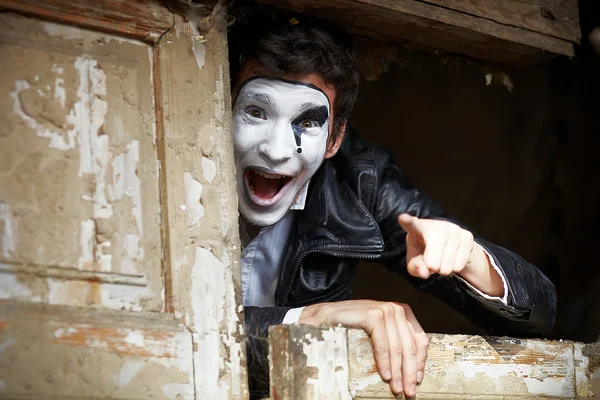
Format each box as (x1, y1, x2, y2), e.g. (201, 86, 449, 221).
(0, 14, 162, 311)
(0, 1, 248, 398)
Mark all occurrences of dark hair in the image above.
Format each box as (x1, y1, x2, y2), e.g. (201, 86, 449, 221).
(228, 10, 360, 146)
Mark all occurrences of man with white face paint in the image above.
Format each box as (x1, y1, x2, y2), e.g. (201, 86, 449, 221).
(228, 13, 557, 400)
(233, 77, 330, 227)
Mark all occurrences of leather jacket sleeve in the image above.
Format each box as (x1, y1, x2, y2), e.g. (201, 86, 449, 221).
(372, 148, 557, 338)
(244, 306, 291, 399)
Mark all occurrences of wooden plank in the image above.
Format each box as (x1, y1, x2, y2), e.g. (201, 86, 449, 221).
(348, 329, 581, 399)
(268, 325, 596, 399)
(269, 324, 353, 400)
(0, 302, 195, 399)
(251, 0, 576, 66)
(419, 0, 580, 43)
(156, 15, 249, 399)
(0, 0, 173, 42)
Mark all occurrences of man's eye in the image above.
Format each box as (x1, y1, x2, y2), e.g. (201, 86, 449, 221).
(298, 119, 319, 128)
(245, 106, 267, 120)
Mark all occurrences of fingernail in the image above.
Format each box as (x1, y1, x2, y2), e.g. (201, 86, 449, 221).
(410, 384, 416, 396)
(395, 380, 403, 393)
(417, 371, 424, 384)
(385, 369, 391, 381)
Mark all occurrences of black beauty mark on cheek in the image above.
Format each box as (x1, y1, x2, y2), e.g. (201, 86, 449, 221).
(292, 125, 304, 153)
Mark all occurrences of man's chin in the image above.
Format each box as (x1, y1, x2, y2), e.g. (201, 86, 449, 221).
(239, 201, 289, 228)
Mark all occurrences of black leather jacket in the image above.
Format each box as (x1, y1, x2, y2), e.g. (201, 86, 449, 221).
(245, 127, 557, 399)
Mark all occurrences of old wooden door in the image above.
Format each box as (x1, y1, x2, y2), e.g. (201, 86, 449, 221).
(0, 1, 247, 399)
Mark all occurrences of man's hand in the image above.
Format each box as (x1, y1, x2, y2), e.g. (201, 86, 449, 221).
(398, 213, 504, 297)
(299, 300, 428, 397)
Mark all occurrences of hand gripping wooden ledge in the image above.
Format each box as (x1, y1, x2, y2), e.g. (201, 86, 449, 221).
(267, 324, 599, 400)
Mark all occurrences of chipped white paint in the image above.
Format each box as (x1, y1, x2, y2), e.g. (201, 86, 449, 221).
(0, 338, 17, 354)
(54, 77, 66, 109)
(0, 203, 16, 258)
(191, 247, 224, 395)
(301, 327, 352, 400)
(108, 140, 143, 235)
(0, 272, 32, 300)
(11, 80, 77, 151)
(190, 23, 206, 69)
(123, 330, 145, 347)
(53, 327, 79, 339)
(202, 156, 217, 183)
(350, 373, 381, 396)
(73, 56, 113, 222)
(121, 234, 143, 275)
(79, 219, 95, 268)
(113, 359, 146, 387)
(183, 172, 204, 229)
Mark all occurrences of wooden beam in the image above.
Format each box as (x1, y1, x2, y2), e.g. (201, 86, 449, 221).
(418, 0, 581, 43)
(269, 325, 597, 399)
(0, 302, 195, 398)
(251, 0, 577, 66)
(0, 0, 173, 42)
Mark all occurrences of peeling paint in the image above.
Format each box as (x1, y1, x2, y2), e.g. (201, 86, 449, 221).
(52, 324, 172, 358)
(191, 246, 229, 395)
(11, 80, 77, 151)
(121, 234, 143, 275)
(0, 273, 32, 300)
(301, 327, 352, 399)
(184, 172, 204, 229)
(0, 203, 16, 258)
(108, 140, 143, 235)
(112, 359, 145, 387)
(202, 156, 217, 183)
(190, 23, 206, 69)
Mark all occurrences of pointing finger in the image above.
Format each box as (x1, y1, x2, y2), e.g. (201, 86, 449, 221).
(398, 213, 421, 234)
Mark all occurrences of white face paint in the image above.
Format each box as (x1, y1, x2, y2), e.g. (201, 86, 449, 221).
(232, 77, 331, 227)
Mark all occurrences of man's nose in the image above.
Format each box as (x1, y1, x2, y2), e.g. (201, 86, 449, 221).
(258, 122, 295, 164)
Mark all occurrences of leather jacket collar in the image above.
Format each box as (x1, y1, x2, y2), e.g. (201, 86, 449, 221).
(295, 151, 385, 254)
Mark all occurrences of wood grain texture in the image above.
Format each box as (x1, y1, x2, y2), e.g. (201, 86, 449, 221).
(0, 302, 195, 399)
(268, 325, 596, 399)
(251, 0, 576, 66)
(0, 0, 173, 42)
(418, 0, 580, 43)
(156, 15, 249, 399)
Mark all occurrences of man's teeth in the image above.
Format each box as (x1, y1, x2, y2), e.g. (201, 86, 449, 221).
(255, 170, 285, 179)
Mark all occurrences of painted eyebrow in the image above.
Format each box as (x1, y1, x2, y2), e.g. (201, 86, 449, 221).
(299, 102, 329, 113)
(240, 92, 271, 105)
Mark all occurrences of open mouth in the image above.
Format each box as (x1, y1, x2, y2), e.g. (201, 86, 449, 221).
(244, 168, 293, 206)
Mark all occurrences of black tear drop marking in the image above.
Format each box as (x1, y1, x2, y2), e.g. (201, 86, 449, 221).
(297, 148, 302, 153)
(292, 125, 304, 147)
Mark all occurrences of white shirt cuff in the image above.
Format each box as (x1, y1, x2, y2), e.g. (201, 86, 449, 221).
(454, 243, 509, 305)
(282, 307, 305, 324)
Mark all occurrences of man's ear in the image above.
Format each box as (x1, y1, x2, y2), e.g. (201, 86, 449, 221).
(324, 121, 347, 159)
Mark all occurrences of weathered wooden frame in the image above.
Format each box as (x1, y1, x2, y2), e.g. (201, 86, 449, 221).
(269, 325, 598, 399)
(251, 0, 581, 65)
